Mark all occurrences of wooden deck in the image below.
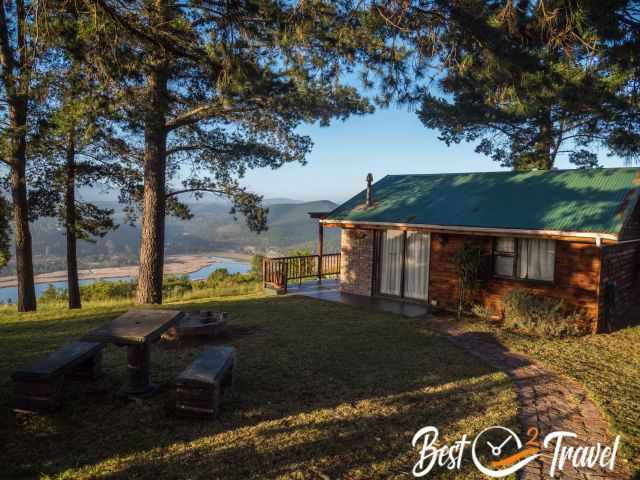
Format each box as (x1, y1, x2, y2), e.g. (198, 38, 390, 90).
(263, 253, 340, 293)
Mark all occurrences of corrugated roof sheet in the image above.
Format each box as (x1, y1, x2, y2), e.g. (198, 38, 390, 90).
(325, 168, 640, 236)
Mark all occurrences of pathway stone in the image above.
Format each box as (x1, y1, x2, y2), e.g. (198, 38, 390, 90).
(427, 317, 630, 480)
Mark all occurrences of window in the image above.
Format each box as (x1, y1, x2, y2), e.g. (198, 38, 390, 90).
(493, 237, 556, 282)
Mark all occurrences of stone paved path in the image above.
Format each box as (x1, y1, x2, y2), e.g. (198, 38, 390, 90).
(427, 317, 630, 480)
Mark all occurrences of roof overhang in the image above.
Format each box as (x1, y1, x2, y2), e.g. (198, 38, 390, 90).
(320, 219, 619, 245)
(308, 211, 330, 219)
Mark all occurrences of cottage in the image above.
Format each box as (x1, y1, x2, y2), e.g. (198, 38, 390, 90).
(321, 168, 640, 333)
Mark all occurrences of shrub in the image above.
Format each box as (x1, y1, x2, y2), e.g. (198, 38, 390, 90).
(187, 268, 259, 297)
(471, 303, 492, 322)
(251, 254, 264, 280)
(502, 289, 588, 337)
(39, 284, 67, 303)
(81, 280, 137, 301)
(35, 268, 261, 306)
(454, 241, 483, 320)
(162, 275, 193, 298)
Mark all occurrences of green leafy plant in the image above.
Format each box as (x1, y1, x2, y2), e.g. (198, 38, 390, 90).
(39, 284, 66, 304)
(162, 275, 193, 299)
(454, 241, 484, 320)
(251, 254, 264, 281)
(36, 268, 262, 305)
(471, 303, 492, 322)
(503, 289, 588, 338)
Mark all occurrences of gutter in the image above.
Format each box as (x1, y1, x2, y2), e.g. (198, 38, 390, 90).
(320, 219, 619, 244)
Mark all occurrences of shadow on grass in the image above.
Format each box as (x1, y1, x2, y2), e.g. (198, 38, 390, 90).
(0, 295, 518, 479)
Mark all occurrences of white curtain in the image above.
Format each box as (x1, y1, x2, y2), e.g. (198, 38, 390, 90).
(518, 239, 556, 281)
(404, 232, 430, 300)
(379, 230, 404, 296)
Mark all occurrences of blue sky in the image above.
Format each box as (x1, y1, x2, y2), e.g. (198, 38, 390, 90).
(241, 105, 628, 204)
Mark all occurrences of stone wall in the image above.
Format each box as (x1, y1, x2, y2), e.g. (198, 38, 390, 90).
(339, 228, 374, 296)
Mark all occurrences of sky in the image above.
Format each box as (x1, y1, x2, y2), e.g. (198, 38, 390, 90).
(240, 105, 629, 204)
(78, 103, 632, 206)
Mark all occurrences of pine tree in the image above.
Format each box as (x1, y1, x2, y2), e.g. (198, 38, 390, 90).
(352, 1, 639, 170)
(580, 0, 640, 164)
(25, 4, 138, 309)
(409, 1, 638, 170)
(81, 0, 373, 304)
(0, 0, 49, 311)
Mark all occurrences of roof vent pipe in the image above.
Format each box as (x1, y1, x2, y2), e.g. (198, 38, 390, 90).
(366, 173, 374, 207)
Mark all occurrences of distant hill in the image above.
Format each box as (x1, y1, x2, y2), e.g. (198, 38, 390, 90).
(210, 200, 339, 252)
(1, 200, 340, 275)
(262, 198, 305, 206)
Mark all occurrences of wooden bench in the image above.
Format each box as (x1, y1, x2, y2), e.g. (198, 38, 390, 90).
(174, 346, 235, 418)
(12, 341, 105, 412)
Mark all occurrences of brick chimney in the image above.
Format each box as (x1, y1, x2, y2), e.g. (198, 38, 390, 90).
(366, 173, 374, 207)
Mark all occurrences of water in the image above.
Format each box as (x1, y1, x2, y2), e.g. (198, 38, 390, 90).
(0, 256, 250, 304)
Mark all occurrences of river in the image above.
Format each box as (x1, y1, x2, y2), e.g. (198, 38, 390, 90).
(0, 256, 250, 304)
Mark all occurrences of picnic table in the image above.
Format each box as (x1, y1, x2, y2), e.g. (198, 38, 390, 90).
(84, 309, 184, 397)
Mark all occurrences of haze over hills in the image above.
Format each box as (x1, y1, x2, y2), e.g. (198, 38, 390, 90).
(0, 199, 340, 276)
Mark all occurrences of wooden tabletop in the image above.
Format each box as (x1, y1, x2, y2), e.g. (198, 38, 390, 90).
(84, 309, 184, 345)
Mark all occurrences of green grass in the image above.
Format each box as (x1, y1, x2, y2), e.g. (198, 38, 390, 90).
(0, 293, 518, 479)
(453, 317, 640, 476)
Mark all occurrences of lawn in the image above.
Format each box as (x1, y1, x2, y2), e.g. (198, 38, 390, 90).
(453, 317, 640, 477)
(0, 294, 518, 479)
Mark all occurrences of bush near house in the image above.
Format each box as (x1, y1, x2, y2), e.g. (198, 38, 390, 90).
(502, 289, 588, 337)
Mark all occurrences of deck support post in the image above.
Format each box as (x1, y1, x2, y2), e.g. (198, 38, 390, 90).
(317, 221, 324, 283)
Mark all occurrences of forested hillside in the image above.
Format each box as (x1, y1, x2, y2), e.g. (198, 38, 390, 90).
(0, 200, 340, 275)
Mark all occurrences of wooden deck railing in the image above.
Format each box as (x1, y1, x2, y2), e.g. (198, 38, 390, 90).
(263, 253, 340, 293)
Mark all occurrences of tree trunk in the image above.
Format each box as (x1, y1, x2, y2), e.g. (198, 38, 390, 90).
(136, 62, 169, 304)
(11, 156, 36, 312)
(536, 109, 554, 170)
(0, 0, 36, 311)
(65, 131, 81, 309)
(9, 96, 36, 312)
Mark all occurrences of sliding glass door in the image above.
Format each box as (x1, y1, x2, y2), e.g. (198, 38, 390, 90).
(404, 232, 430, 300)
(378, 230, 430, 301)
(379, 230, 404, 296)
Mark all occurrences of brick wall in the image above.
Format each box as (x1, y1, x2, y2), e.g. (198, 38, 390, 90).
(339, 228, 374, 296)
(599, 242, 640, 329)
(427, 233, 602, 332)
(337, 227, 639, 333)
(620, 199, 640, 240)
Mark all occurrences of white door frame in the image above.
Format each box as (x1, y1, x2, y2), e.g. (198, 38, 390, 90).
(377, 230, 430, 302)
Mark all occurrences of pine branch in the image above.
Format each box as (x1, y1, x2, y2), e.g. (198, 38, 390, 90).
(165, 187, 225, 198)
(165, 104, 254, 130)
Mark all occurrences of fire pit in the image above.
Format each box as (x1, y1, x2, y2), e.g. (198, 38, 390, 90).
(163, 311, 228, 340)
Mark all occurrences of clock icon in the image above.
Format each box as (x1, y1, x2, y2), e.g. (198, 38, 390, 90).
(471, 426, 541, 478)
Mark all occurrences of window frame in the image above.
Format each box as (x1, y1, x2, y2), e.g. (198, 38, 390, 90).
(492, 237, 556, 284)
(492, 238, 517, 279)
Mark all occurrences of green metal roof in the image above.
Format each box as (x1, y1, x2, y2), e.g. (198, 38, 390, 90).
(326, 168, 640, 236)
